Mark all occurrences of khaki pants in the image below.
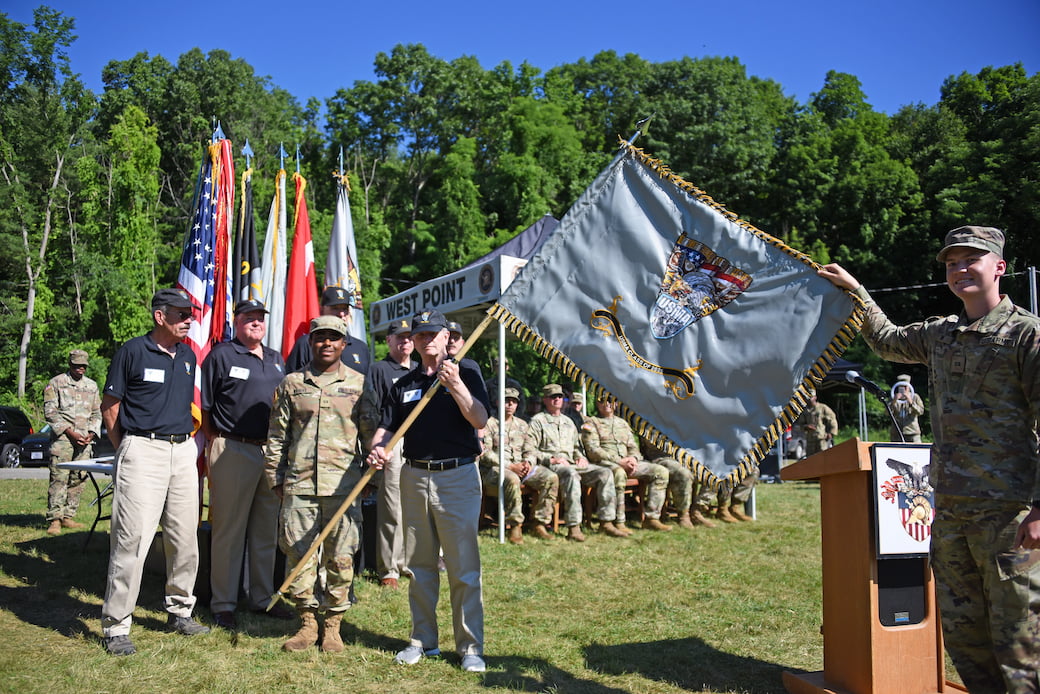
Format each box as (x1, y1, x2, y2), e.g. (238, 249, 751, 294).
(101, 435, 200, 638)
(207, 436, 280, 613)
(376, 442, 406, 580)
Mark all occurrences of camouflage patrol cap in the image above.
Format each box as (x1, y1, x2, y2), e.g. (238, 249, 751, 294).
(570, 392, 584, 404)
(321, 286, 354, 307)
(69, 349, 89, 365)
(936, 226, 1004, 262)
(309, 315, 347, 336)
(542, 383, 564, 397)
(504, 387, 520, 401)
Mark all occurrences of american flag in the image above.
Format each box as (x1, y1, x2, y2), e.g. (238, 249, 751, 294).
(178, 135, 235, 416)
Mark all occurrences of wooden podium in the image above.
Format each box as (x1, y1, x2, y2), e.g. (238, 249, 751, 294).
(780, 438, 955, 694)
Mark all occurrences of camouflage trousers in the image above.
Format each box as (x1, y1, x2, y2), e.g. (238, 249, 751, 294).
(47, 439, 91, 521)
(550, 463, 615, 526)
(805, 436, 832, 457)
(598, 460, 669, 521)
(718, 468, 759, 506)
(651, 457, 694, 514)
(279, 494, 360, 613)
(931, 495, 1040, 694)
(480, 464, 558, 525)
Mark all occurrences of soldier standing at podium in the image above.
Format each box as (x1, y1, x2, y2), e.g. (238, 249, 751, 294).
(820, 226, 1040, 694)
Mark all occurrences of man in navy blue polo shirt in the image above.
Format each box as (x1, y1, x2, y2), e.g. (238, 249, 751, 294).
(367, 309, 490, 673)
(202, 299, 289, 630)
(100, 288, 210, 656)
(284, 286, 370, 375)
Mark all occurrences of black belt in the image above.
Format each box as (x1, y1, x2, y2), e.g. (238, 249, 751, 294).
(127, 431, 191, 444)
(406, 456, 476, 471)
(219, 432, 266, 446)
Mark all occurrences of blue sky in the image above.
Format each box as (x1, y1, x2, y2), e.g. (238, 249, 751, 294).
(6, 0, 1039, 115)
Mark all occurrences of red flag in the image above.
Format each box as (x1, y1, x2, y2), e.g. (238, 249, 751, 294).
(281, 171, 319, 358)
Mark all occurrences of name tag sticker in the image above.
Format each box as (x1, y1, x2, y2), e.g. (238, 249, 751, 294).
(403, 389, 421, 403)
(143, 368, 165, 384)
(229, 366, 250, 380)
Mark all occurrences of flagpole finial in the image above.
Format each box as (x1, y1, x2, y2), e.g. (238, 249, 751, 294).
(213, 120, 226, 143)
(242, 140, 254, 169)
(627, 114, 654, 146)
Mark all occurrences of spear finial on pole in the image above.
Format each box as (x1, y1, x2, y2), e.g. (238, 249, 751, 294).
(242, 139, 254, 169)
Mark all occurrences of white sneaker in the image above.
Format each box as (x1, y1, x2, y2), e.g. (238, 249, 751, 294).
(394, 645, 440, 665)
(461, 654, 486, 672)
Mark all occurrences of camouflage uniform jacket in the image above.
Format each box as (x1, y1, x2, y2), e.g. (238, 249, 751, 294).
(582, 415, 640, 463)
(855, 286, 1040, 502)
(481, 415, 528, 469)
(265, 362, 365, 496)
(799, 402, 838, 443)
(891, 392, 926, 438)
(523, 411, 584, 466)
(43, 372, 102, 441)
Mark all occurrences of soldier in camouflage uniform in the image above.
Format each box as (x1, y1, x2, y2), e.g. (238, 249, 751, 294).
(265, 315, 365, 654)
(43, 349, 101, 535)
(821, 226, 1040, 694)
(639, 436, 701, 529)
(583, 396, 671, 532)
(715, 467, 758, 523)
(524, 383, 626, 541)
(481, 387, 558, 543)
(798, 389, 838, 456)
(889, 374, 926, 442)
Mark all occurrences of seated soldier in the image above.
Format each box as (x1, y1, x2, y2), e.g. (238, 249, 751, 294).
(582, 396, 671, 532)
(523, 383, 626, 541)
(480, 388, 559, 543)
(638, 436, 697, 529)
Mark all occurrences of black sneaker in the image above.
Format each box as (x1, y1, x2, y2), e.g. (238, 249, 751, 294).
(168, 614, 211, 635)
(104, 634, 136, 656)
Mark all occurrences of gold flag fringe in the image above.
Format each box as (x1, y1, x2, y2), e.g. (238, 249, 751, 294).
(490, 144, 868, 490)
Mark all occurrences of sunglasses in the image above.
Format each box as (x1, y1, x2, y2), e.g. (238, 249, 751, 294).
(166, 309, 193, 322)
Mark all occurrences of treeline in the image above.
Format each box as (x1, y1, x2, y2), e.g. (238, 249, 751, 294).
(2, 6, 1038, 428)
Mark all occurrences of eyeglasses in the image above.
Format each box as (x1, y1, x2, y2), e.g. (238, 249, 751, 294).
(548, 394, 564, 399)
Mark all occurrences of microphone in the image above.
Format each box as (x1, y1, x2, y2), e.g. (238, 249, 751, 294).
(845, 370, 887, 399)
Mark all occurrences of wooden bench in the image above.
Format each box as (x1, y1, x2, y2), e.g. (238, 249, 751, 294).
(481, 482, 561, 532)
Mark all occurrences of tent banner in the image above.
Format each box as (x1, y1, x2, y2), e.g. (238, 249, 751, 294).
(491, 142, 863, 486)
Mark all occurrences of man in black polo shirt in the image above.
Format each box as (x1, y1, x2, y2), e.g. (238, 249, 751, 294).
(202, 299, 290, 630)
(358, 318, 415, 589)
(284, 286, 370, 375)
(367, 309, 490, 673)
(100, 288, 210, 656)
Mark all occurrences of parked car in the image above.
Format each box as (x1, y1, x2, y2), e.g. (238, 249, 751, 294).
(0, 406, 34, 467)
(18, 424, 115, 468)
(784, 426, 806, 461)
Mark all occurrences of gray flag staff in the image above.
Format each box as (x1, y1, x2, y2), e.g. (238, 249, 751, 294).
(268, 312, 496, 610)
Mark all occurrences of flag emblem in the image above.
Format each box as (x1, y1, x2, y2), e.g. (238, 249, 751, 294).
(651, 234, 751, 339)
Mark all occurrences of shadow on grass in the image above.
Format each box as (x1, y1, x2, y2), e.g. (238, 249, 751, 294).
(0, 512, 50, 529)
(585, 637, 804, 694)
(0, 531, 170, 640)
(480, 654, 632, 693)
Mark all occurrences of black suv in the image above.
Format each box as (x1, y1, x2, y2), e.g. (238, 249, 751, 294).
(0, 406, 34, 467)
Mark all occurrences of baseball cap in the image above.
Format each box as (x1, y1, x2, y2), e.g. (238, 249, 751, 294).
(234, 299, 268, 315)
(151, 288, 198, 310)
(321, 286, 355, 307)
(936, 226, 1005, 262)
(387, 319, 411, 336)
(447, 320, 463, 336)
(411, 310, 448, 334)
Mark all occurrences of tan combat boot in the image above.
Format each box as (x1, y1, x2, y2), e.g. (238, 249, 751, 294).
(320, 612, 344, 653)
(677, 512, 696, 529)
(641, 517, 673, 532)
(600, 521, 628, 538)
(691, 508, 717, 528)
(529, 523, 553, 540)
(46, 519, 62, 536)
(283, 609, 319, 652)
(716, 506, 739, 523)
(508, 523, 524, 545)
(566, 525, 586, 542)
(61, 518, 85, 529)
(729, 504, 754, 522)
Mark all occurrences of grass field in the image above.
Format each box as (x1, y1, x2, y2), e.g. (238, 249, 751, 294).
(0, 477, 831, 694)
